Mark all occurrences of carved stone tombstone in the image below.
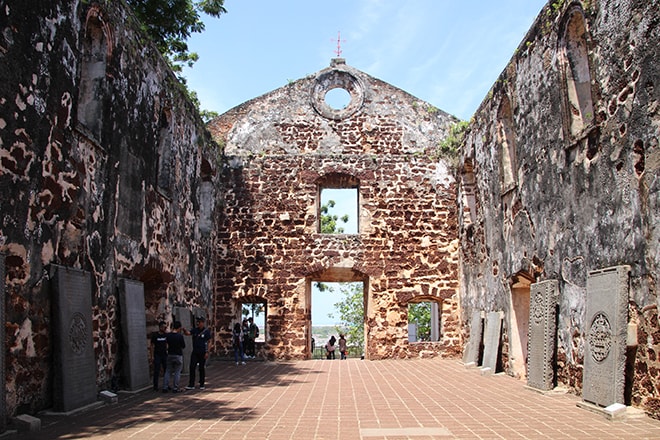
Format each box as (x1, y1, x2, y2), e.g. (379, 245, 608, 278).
(193, 307, 206, 322)
(174, 307, 193, 374)
(462, 310, 484, 365)
(119, 279, 150, 391)
(0, 254, 5, 432)
(583, 266, 630, 407)
(482, 311, 504, 372)
(527, 280, 559, 390)
(50, 265, 97, 412)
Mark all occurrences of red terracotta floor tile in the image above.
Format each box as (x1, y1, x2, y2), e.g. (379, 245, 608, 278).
(9, 358, 660, 439)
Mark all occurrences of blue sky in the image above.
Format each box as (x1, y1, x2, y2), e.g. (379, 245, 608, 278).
(183, 0, 548, 121)
(182, 1, 548, 324)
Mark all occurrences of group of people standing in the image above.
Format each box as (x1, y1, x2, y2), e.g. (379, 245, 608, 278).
(232, 317, 259, 365)
(325, 334, 348, 360)
(150, 316, 212, 393)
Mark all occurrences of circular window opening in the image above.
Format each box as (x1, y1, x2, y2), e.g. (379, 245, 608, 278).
(311, 69, 364, 120)
(324, 87, 352, 110)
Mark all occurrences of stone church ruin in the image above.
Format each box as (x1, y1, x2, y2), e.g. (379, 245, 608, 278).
(0, 0, 658, 429)
(207, 58, 462, 361)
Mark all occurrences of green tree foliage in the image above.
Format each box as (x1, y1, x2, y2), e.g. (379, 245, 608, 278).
(315, 198, 350, 290)
(408, 302, 432, 341)
(126, 0, 227, 74)
(126, 1, 226, 119)
(242, 303, 264, 320)
(319, 200, 349, 234)
(329, 283, 364, 351)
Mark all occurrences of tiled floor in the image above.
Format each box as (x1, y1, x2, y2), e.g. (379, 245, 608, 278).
(10, 358, 660, 439)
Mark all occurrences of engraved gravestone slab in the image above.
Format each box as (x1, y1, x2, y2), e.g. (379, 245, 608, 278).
(527, 280, 559, 390)
(50, 265, 96, 412)
(482, 311, 504, 371)
(1, 254, 6, 432)
(462, 311, 484, 365)
(583, 266, 629, 407)
(119, 279, 150, 391)
(199, 181, 213, 235)
(193, 307, 206, 322)
(174, 307, 193, 374)
(117, 149, 144, 239)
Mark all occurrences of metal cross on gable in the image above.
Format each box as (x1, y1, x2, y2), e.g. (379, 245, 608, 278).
(333, 31, 346, 57)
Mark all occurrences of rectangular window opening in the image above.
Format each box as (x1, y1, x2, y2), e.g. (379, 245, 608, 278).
(319, 187, 358, 234)
(408, 301, 441, 342)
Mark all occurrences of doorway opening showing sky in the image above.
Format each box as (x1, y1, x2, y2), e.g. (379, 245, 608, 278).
(311, 281, 365, 360)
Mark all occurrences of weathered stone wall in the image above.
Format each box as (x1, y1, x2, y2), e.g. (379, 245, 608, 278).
(459, 0, 660, 416)
(0, 0, 216, 417)
(209, 61, 462, 360)
(6, 0, 657, 424)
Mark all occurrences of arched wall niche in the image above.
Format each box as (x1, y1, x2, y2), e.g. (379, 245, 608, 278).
(497, 95, 517, 194)
(559, 4, 595, 139)
(77, 5, 113, 142)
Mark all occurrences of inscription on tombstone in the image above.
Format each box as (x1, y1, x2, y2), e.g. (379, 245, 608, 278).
(193, 307, 206, 322)
(583, 265, 629, 407)
(527, 280, 559, 391)
(482, 311, 504, 372)
(119, 279, 150, 391)
(50, 265, 97, 412)
(174, 307, 193, 374)
(462, 311, 484, 365)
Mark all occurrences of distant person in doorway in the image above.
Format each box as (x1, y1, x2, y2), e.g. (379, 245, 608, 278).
(241, 318, 250, 357)
(338, 334, 347, 360)
(185, 317, 212, 390)
(150, 321, 168, 391)
(163, 321, 185, 393)
(233, 322, 246, 365)
(242, 318, 249, 340)
(246, 317, 259, 358)
(325, 335, 336, 360)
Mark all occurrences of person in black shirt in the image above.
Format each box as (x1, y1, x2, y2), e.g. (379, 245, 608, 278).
(325, 335, 337, 360)
(185, 317, 212, 390)
(245, 317, 259, 358)
(150, 321, 168, 391)
(232, 322, 246, 365)
(163, 321, 185, 393)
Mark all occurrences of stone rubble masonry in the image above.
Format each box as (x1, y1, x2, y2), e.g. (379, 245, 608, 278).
(1, 0, 659, 425)
(0, 0, 216, 417)
(458, 0, 660, 418)
(208, 60, 461, 361)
